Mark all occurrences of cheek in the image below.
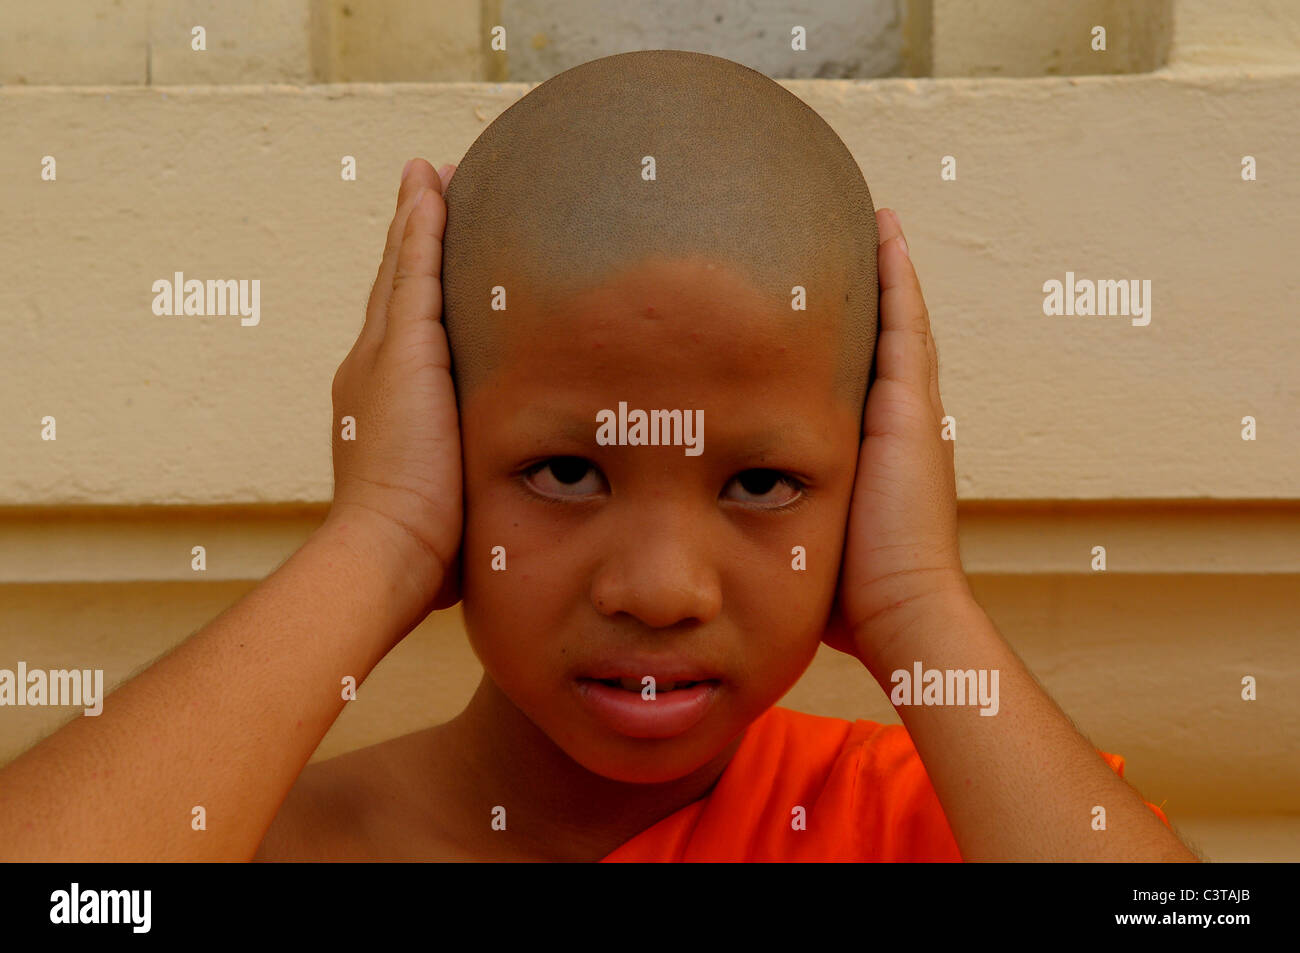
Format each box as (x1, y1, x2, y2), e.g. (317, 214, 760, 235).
(460, 497, 579, 685)
(462, 578, 560, 715)
(721, 560, 831, 686)
(737, 516, 844, 618)
(715, 522, 843, 689)
(461, 495, 534, 660)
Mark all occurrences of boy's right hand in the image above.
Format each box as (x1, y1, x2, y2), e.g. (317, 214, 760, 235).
(326, 159, 463, 616)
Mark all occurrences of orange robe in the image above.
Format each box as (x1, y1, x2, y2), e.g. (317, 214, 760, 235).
(600, 705, 1171, 862)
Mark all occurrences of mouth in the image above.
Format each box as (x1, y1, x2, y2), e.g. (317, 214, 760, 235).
(573, 674, 723, 739)
(582, 676, 720, 692)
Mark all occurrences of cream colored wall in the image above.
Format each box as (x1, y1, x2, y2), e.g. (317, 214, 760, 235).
(931, 0, 1173, 76)
(1168, 0, 1300, 69)
(2, 0, 1297, 861)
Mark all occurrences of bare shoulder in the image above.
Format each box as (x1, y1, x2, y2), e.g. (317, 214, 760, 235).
(252, 741, 384, 861)
(254, 728, 457, 862)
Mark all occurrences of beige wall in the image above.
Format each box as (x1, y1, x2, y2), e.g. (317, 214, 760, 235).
(2, 0, 1297, 861)
(931, 0, 1174, 76)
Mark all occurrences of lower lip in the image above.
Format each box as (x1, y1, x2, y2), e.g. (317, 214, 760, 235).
(574, 679, 721, 739)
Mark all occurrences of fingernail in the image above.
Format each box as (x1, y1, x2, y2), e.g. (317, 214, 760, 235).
(402, 158, 415, 181)
(897, 233, 909, 258)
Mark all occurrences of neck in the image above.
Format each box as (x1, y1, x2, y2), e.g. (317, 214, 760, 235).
(438, 673, 744, 861)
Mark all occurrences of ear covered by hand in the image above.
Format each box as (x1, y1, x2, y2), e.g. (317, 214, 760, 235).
(823, 208, 972, 672)
(326, 158, 466, 622)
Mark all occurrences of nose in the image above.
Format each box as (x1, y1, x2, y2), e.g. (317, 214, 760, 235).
(589, 502, 723, 629)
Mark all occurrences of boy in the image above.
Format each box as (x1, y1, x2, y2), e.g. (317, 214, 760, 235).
(0, 51, 1197, 862)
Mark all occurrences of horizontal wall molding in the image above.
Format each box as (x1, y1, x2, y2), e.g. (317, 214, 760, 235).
(2, 500, 1297, 583)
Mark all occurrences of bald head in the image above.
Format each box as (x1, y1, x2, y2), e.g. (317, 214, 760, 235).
(441, 50, 878, 406)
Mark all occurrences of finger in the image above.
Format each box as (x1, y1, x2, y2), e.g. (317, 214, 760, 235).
(925, 322, 945, 421)
(877, 204, 947, 424)
(369, 158, 442, 330)
(384, 187, 447, 341)
(908, 231, 946, 423)
(357, 159, 443, 357)
(874, 208, 932, 403)
(437, 163, 457, 192)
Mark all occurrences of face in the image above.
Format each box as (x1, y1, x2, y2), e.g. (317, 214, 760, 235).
(458, 255, 863, 784)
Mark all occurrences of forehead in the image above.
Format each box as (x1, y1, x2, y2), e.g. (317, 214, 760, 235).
(488, 255, 844, 397)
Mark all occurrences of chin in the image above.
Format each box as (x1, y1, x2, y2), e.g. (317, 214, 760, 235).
(565, 736, 725, 785)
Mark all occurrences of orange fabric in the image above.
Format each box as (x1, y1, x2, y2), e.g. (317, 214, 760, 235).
(600, 705, 1170, 862)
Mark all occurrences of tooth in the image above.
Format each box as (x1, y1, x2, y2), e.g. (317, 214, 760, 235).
(599, 677, 707, 691)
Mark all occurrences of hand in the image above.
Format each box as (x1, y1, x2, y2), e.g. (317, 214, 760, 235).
(824, 208, 973, 672)
(326, 158, 464, 615)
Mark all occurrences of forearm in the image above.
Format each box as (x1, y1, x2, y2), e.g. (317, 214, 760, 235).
(0, 515, 434, 861)
(858, 593, 1198, 862)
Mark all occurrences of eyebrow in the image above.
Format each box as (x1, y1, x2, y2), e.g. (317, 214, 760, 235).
(511, 409, 820, 462)
(513, 413, 591, 445)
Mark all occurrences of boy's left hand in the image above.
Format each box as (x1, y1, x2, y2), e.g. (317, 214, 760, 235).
(823, 208, 973, 673)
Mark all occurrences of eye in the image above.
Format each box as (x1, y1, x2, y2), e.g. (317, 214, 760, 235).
(524, 456, 606, 499)
(723, 469, 804, 508)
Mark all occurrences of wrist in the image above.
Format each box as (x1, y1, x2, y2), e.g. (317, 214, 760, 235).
(315, 507, 445, 638)
(852, 575, 982, 679)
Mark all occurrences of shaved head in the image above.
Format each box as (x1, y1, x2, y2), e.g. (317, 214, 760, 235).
(441, 49, 878, 406)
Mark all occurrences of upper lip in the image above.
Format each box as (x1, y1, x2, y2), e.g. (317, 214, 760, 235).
(578, 656, 721, 684)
